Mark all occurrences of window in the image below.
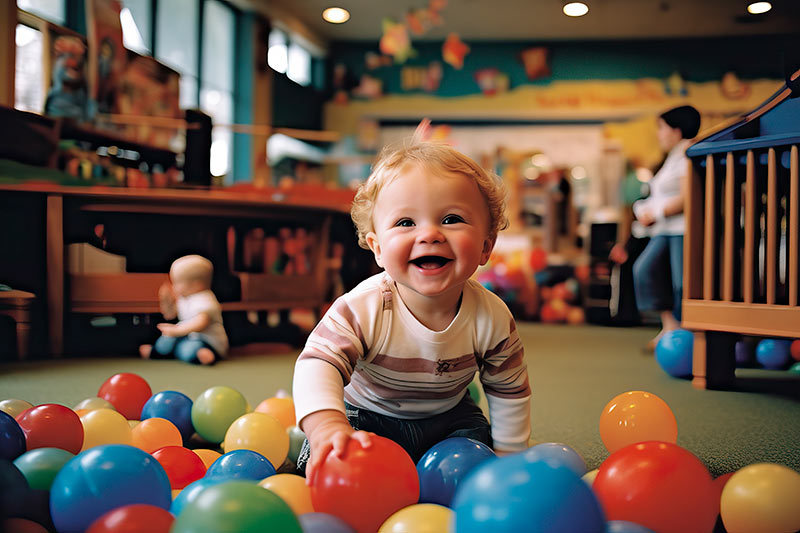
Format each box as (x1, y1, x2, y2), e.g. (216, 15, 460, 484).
(120, 0, 151, 54)
(268, 28, 312, 87)
(267, 28, 288, 74)
(17, 0, 65, 24)
(201, 0, 235, 178)
(156, 0, 199, 108)
(287, 42, 311, 86)
(14, 24, 44, 113)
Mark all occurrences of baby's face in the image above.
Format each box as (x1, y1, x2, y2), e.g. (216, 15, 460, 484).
(170, 271, 205, 298)
(366, 164, 493, 301)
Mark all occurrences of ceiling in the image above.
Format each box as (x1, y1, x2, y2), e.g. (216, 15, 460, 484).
(250, 0, 800, 44)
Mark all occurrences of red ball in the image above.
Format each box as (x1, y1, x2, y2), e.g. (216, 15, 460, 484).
(711, 472, 735, 517)
(151, 446, 206, 489)
(310, 436, 419, 533)
(98, 373, 152, 420)
(593, 441, 717, 533)
(790, 339, 800, 361)
(86, 504, 174, 533)
(15, 404, 83, 454)
(529, 248, 547, 272)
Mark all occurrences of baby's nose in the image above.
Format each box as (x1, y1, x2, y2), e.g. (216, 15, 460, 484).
(417, 224, 445, 243)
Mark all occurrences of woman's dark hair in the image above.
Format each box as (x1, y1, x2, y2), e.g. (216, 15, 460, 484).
(660, 105, 701, 139)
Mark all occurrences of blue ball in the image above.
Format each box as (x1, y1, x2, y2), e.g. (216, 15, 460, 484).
(755, 339, 792, 369)
(298, 512, 356, 533)
(205, 449, 276, 481)
(417, 437, 496, 507)
(140, 390, 194, 443)
(171, 475, 228, 517)
(452, 454, 605, 532)
(734, 340, 755, 367)
(49, 444, 172, 533)
(0, 411, 26, 461)
(522, 442, 587, 477)
(607, 520, 655, 533)
(655, 329, 694, 378)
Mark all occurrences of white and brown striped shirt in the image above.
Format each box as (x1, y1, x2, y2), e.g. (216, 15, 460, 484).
(293, 272, 531, 451)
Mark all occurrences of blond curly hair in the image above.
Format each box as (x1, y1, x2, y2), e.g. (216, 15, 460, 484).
(351, 139, 508, 249)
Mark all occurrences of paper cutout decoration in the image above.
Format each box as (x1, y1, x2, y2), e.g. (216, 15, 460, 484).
(406, 7, 443, 36)
(664, 71, 688, 97)
(474, 68, 510, 96)
(352, 74, 383, 99)
(401, 62, 443, 92)
(519, 46, 550, 80)
(720, 71, 751, 100)
(380, 19, 414, 63)
(365, 51, 392, 70)
(442, 33, 469, 69)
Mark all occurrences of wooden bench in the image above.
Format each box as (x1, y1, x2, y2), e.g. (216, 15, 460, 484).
(0, 289, 35, 360)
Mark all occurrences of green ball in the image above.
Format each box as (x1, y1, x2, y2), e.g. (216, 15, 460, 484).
(171, 480, 302, 533)
(789, 362, 800, 375)
(13, 447, 74, 490)
(191, 386, 248, 444)
(287, 425, 306, 464)
(467, 381, 482, 403)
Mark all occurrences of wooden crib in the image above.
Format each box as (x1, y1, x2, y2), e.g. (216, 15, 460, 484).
(683, 70, 800, 389)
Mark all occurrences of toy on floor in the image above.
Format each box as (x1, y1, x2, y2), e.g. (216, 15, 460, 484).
(416, 437, 495, 507)
(654, 328, 694, 378)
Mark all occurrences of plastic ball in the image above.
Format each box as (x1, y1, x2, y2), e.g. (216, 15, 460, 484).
(378, 503, 453, 533)
(49, 444, 172, 533)
(16, 404, 84, 454)
(790, 361, 800, 375)
(287, 426, 306, 464)
(191, 386, 247, 443)
(466, 381, 481, 403)
(0, 410, 26, 460)
(170, 476, 228, 517)
(593, 441, 717, 533)
(606, 521, 655, 533)
(80, 408, 132, 450)
(298, 512, 355, 533)
(223, 412, 289, 468)
(141, 391, 194, 443)
(417, 437, 495, 507)
(529, 247, 547, 272)
(206, 449, 276, 481)
(255, 396, 296, 429)
(13, 448, 74, 490)
(73, 397, 115, 413)
(97, 373, 152, 420)
(582, 468, 598, 487)
(171, 480, 302, 533)
(86, 503, 175, 533)
(2, 518, 49, 533)
(131, 417, 183, 453)
(311, 435, 420, 533)
(565, 306, 585, 325)
(523, 442, 587, 477)
(655, 329, 694, 378)
(735, 339, 756, 367)
(192, 448, 222, 469)
(720, 463, 800, 533)
(452, 453, 605, 532)
(0, 399, 33, 419)
(151, 446, 206, 489)
(755, 339, 792, 369)
(598, 391, 677, 454)
(791, 339, 800, 361)
(259, 473, 314, 515)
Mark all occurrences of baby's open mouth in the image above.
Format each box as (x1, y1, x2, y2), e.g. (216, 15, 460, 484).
(410, 256, 452, 269)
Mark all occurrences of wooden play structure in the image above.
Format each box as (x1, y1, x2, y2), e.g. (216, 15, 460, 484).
(683, 70, 800, 389)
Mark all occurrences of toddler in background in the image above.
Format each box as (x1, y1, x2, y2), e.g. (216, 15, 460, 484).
(140, 254, 228, 365)
(293, 126, 531, 480)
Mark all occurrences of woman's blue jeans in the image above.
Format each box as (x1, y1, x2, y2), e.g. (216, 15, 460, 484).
(632, 235, 683, 321)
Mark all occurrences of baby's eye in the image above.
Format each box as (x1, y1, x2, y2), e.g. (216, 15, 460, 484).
(395, 218, 414, 227)
(442, 214, 465, 224)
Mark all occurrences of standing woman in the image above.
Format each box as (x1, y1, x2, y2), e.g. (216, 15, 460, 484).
(631, 105, 701, 351)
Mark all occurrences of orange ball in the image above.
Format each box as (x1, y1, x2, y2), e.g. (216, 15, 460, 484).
(254, 397, 296, 429)
(193, 448, 222, 469)
(599, 391, 677, 454)
(566, 306, 585, 325)
(131, 417, 183, 453)
(259, 473, 314, 515)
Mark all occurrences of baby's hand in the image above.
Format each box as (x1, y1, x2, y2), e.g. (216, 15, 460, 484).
(306, 420, 373, 484)
(157, 323, 178, 336)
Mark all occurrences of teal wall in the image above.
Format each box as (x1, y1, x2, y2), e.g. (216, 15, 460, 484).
(329, 35, 794, 98)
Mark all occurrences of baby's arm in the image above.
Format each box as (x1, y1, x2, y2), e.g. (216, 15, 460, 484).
(157, 311, 210, 337)
(158, 282, 177, 320)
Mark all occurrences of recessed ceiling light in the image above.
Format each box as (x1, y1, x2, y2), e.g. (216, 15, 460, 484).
(747, 2, 772, 14)
(323, 7, 350, 24)
(563, 2, 589, 17)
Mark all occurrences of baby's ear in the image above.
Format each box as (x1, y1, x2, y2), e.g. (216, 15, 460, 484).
(365, 232, 384, 267)
(479, 236, 495, 265)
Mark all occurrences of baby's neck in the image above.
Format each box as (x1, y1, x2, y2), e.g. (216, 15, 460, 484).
(395, 283, 463, 332)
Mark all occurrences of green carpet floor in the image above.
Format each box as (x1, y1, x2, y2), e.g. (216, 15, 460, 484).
(1, 323, 799, 476)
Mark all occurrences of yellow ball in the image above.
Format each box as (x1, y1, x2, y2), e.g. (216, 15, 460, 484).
(193, 448, 222, 470)
(582, 468, 599, 487)
(0, 399, 34, 418)
(79, 408, 132, 450)
(131, 417, 183, 453)
(378, 503, 453, 533)
(73, 397, 115, 413)
(223, 412, 289, 468)
(721, 463, 800, 533)
(259, 473, 314, 515)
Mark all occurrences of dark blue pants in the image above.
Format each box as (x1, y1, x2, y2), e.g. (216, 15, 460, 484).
(151, 335, 218, 364)
(632, 234, 683, 320)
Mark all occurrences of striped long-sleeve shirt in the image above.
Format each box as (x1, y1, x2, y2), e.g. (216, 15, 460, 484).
(293, 272, 531, 451)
